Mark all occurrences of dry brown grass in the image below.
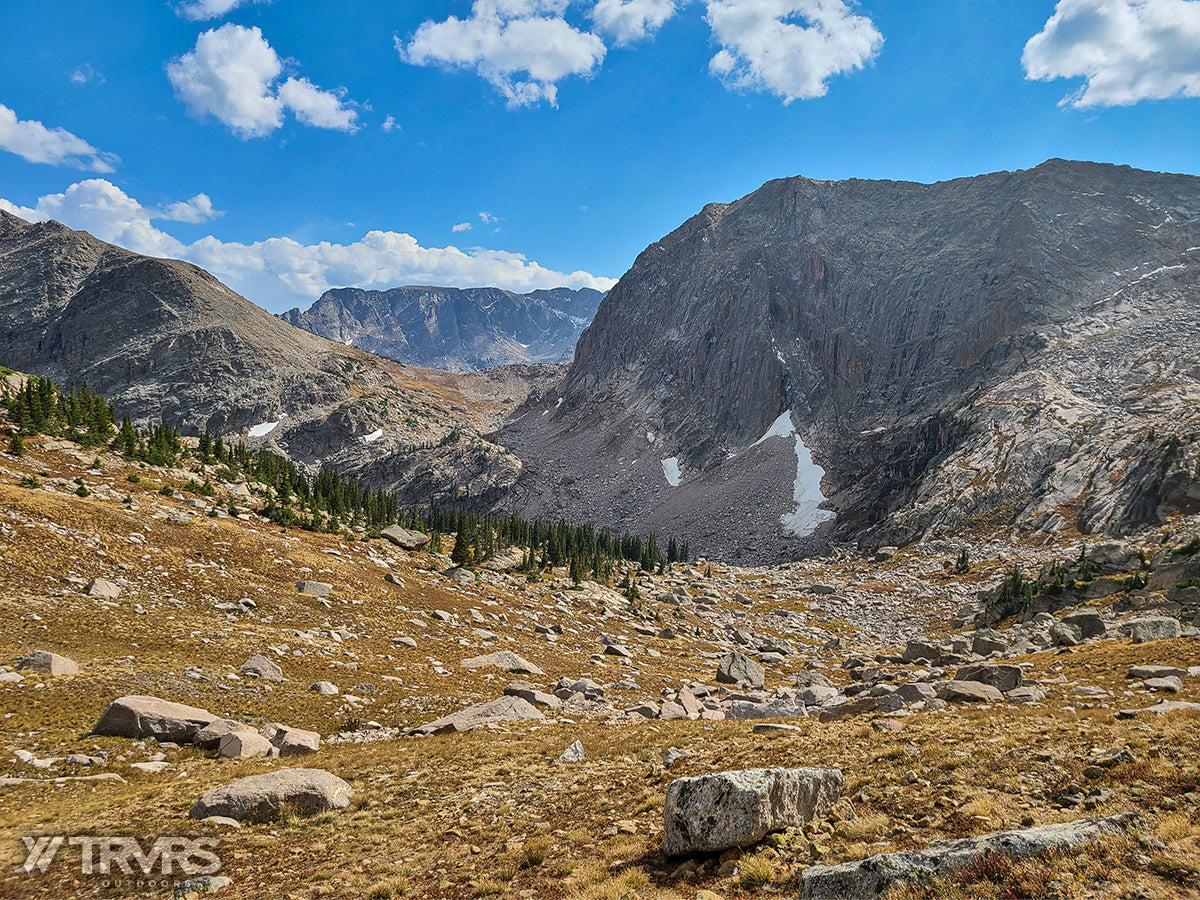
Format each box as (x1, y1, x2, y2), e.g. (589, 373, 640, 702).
(0, 438, 1198, 898)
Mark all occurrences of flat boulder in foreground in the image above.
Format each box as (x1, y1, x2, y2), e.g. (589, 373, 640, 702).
(663, 767, 843, 856)
(799, 813, 1141, 899)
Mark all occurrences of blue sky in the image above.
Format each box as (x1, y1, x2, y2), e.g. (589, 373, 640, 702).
(1, 0, 1198, 312)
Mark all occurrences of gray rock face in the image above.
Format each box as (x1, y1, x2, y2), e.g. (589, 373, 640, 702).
(726, 699, 808, 720)
(280, 285, 603, 371)
(296, 581, 332, 597)
(92, 695, 215, 741)
(716, 651, 766, 688)
(188, 768, 353, 823)
(411, 695, 544, 736)
(663, 767, 843, 855)
(460, 651, 544, 675)
(799, 813, 1141, 899)
(16, 650, 78, 676)
(239, 654, 284, 682)
(1129, 617, 1182, 643)
(498, 160, 1200, 562)
(502, 680, 561, 709)
(380, 525, 430, 551)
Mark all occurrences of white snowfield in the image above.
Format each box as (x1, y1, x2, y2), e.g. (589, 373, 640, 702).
(248, 420, 280, 438)
(362, 429, 383, 443)
(661, 457, 681, 487)
(752, 411, 835, 537)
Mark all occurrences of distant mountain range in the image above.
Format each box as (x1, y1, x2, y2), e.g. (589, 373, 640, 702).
(279, 285, 604, 371)
(0, 209, 557, 505)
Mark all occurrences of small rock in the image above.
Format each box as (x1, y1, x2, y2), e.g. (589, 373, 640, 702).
(296, 581, 332, 597)
(16, 650, 79, 677)
(218, 731, 274, 759)
(239, 654, 283, 682)
(174, 874, 233, 898)
(556, 740, 585, 763)
(85, 578, 121, 599)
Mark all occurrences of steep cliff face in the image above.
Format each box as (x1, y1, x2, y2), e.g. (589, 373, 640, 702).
(500, 160, 1200, 562)
(280, 285, 603, 371)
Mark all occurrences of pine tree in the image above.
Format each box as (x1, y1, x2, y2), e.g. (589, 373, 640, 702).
(7, 432, 25, 456)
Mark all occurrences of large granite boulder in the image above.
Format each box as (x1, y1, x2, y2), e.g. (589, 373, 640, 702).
(460, 651, 544, 675)
(410, 696, 544, 736)
(381, 525, 430, 551)
(954, 664, 1023, 693)
(663, 767, 843, 855)
(716, 651, 765, 689)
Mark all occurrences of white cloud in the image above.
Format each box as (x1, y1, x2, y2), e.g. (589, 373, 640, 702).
(592, 0, 680, 44)
(452, 222, 474, 232)
(0, 104, 119, 173)
(167, 24, 358, 138)
(381, 114, 399, 132)
(157, 193, 223, 224)
(277, 77, 359, 131)
(1023, 0, 1200, 108)
(0, 179, 617, 311)
(69, 64, 104, 86)
(704, 0, 883, 102)
(401, 0, 607, 108)
(176, 0, 266, 21)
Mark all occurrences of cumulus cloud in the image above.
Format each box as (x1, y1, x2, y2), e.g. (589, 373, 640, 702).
(381, 114, 399, 132)
(591, 0, 680, 44)
(167, 24, 358, 137)
(157, 193, 223, 223)
(1023, 0, 1200, 108)
(0, 179, 616, 311)
(452, 222, 473, 232)
(0, 104, 119, 173)
(704, 0, 883, 102)
(401, 0, 607, 107)
(176, 0, 266, 21)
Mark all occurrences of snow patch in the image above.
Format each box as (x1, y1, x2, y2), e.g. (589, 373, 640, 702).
(752, 411, 796, 447)
(662, 457, 681, 487)
(362, 429, 383, 444)
(646, 431, 656, 444)
(780, 435, 836, 537)
(248, 420, 280, 438)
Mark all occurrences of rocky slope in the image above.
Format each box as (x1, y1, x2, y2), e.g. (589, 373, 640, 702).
(0, 211, 555, 504)
(500, 160, 1200, 562)
(280, 285, 604, 371)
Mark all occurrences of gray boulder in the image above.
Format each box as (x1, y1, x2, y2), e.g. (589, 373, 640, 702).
(556, 740, 585, 763)
(893, 682, 936, 705)
(901, 640, 941, 663)
(954, 664, 1022, 693)
(937, 681, 1003, 703)
(189, 768, 353, 823)
(503, 680, 561, 709)
(92, 696, 215, 742)
(1129, 617, 1182, 643)
(310, 681, 339, 695)
(726, 699, 808, 720)
(716, 651, 765, 689)
(411, 695, 544, 736)
(17, 650, 78, 676)
(1050, 620, 1082, 647)
(799, 813, 1141, 899)
(218, 731, 274, 759)
(1062, 610, 1106, 639)
(263, 724, 321, 756)
(460, 651, 543, 675)
(193, 719, 258, 751)
(86, 578, 121, 599)
(799, 684, 840, 706)
(296, 581, 332, 597)
(380, 525, 430, 551)
(663, 767, 843, 855)
(239, 654, 284, 682)
(1128, 665, 1186, 679)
